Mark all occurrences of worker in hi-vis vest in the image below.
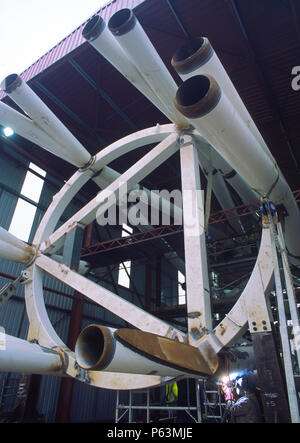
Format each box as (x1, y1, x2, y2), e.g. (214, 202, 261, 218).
(166, 381, 178, 421)
(166, 382, 178, 404)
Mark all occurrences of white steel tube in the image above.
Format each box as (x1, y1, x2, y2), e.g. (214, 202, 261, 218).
(197, 149, 244, 234)
(82, 14, 182, 125)
(1, 75, 91, 168)
(107, 9, 189, 128)
(0, 100, 83, 166)
(75, 325, 216, 377)
(171, 37, 273, 160)
(174, 75, 300, 258)
(0, 334, 63, 375)
(0, 226, 36, 264)
(197, 140, 258, 204)
(75, 325, 183, 377)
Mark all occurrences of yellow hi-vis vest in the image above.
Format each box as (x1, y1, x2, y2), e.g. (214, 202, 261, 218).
(166, 382, 178, 404)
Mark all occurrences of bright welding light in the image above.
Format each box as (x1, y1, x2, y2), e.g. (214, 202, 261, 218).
(3, 127, 14, 137)
(221, 375, 230, 384)
(221, 372, 240, 384)
(229, 372, 239, 380)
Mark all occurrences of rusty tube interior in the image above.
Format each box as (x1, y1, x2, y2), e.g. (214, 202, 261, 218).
(172, 37, 205, 64)
(174, 74, 221, 118)
(108, 8, 136, 36)
(75, 324, 114, 370)
(82, 14, 105, 42)
(176, 75, 210, 107)
(1, 73, 22, 94)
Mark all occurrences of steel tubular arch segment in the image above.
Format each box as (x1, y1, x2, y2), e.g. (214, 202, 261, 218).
(92, 123, 177, 171)
(39, 133, 179, 255)
(34, 124, 176, 246)
(199, 226, 274, 354)
(26, 262, 66, 349)
(88, 372, 166, 390)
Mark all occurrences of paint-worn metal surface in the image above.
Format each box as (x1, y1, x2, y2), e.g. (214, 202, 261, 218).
(0, 334, 63, 375)
(115, 329, 218, 376)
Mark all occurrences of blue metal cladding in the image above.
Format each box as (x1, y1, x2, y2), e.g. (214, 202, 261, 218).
(70, 379, 117, 423)
(0, 150, 30, 413)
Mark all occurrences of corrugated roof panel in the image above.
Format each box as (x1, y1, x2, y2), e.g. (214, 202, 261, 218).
(0, 0, 146, 100)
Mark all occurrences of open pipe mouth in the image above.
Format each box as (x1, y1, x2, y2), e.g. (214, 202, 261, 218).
(174, 74, 221, 118)
(82, 15, 105, 41)
(75, 324, 114, 370)
(1, 74, 22, 94)
(108, 8, 136, 36)
(171, 37, 213, 74)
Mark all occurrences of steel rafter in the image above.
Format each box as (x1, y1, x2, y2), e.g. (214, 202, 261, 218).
(80, 189, 300, 259)
(81, 224, 183, 258)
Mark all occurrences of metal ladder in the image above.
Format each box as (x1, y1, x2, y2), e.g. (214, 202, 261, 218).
(202, 380, 225, 422)
(266, 203, 300, 422)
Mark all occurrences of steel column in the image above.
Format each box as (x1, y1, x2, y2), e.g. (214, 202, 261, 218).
(179, 135, 212, 342)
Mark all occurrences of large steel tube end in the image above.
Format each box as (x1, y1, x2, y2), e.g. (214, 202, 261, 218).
(75, 325, 219, 377)
(171, 37, 213, 75)
(75, 324, 115, 370)
(108, 8, 136, 36)
(174, 74, 221, 118)
(1, 74, 91, 168)
(106, 8, 189, 128)
(0, 73, 22, 94)
(0, 226, 36, 264)
(82, 14, 105, 41)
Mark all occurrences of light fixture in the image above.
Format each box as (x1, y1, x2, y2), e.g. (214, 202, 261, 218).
(3, 127, 14, 137)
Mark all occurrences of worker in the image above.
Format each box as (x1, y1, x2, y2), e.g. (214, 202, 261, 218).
(165, 381, 178, 421)
(221, 379, 239, 423)
(228, 377, 262, 423)
(221, 379, 239, 406)
(166, 381, 178, 405)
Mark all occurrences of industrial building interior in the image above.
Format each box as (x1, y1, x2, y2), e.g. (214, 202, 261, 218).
(0, 0, 300, 424)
